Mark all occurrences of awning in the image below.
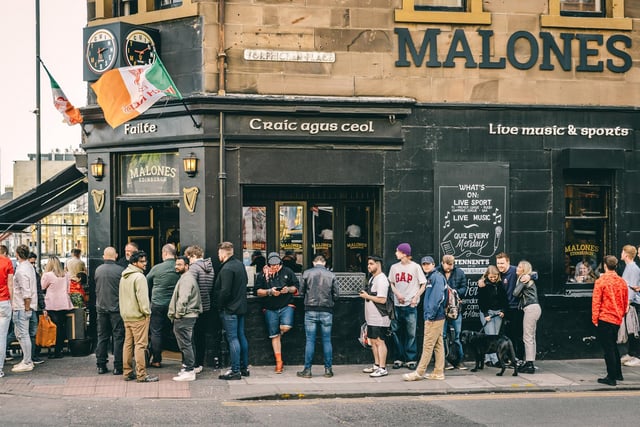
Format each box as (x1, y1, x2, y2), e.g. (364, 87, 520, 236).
(0, 165, 88, 235)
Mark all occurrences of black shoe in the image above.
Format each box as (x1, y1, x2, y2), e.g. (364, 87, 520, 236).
(113, 368, 123, 376)
(597, 377, 616, 386)
(240, 368, 250, 377)
(54, 353, 64, 359)
(616, 375, 624, 381)
(297, 368, 312, 378)
(32, 357, 45, 365)
(219, 370, 241, 380)
(518, 362, 535, 374)
(97, 366, 109, 375)
(123, 373, 136, 381)
(137, 375, 159, 383)
(324, 368, 334, 378)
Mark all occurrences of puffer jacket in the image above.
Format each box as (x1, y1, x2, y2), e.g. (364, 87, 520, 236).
(299, 265, 340, 313)
(513, 278, 539, 309)
(168, 272, 202, 320)
(189, 258, 215, 312)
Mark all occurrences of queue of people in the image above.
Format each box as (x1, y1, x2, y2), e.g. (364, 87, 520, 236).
(4, 238, 640, 387)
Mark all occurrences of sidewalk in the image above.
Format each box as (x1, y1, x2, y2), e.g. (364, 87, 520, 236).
(1, 355, 639, 401)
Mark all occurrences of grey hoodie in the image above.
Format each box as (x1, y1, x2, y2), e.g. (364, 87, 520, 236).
(189, 258, 215, 312)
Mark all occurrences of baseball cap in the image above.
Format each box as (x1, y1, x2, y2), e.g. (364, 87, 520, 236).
(420, 256, 435, 265)
(267, 252, 282, 265)
(396, 243, 411, 257)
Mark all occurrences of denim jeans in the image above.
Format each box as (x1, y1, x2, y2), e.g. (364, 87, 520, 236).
(95, 310, 125, 369)
(303, 311, 333, 370)
(220, 312, 248, 373)
(480, 310, 503, 363)
(29, 310, 38, 356)
(13, 310, 33, 364)
(391, 305, 418, 362)
(174, 317, 197, 370)
(443, 314, 463, 364)
(0, 301, 12, 371)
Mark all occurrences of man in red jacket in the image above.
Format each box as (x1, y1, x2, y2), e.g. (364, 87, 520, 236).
(592, 255, 628, 386)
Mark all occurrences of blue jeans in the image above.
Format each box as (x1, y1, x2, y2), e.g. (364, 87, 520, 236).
(444, 314, 463, 363)
(220, 312, 248, 373)
(0, 301, 12, 371)
(480, 310, 503, 363)
(264, 305, 294, 338)
(13, 310, 33, 364)
(303, 311, 333, 370)
(391, 305, 418, 362)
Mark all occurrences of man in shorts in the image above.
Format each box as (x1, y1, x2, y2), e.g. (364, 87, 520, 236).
(360, 255, 391, 378)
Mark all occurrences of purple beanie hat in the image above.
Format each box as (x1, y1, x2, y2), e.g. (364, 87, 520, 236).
(396, 243, 411, 257)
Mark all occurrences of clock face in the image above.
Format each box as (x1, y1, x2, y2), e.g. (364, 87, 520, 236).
(125, 30, 156, 66)
(86, 29, 117, 74)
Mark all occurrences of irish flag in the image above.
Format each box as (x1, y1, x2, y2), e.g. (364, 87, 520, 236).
(91, 57, 182, 128)
(42, 66, 83, 126)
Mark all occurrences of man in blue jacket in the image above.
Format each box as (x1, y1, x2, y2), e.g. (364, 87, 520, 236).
(403, 256, 447, 381)
(437, 254, 467, 370)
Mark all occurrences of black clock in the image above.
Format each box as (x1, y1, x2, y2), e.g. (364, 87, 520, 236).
(124, 29, 157, 66)
(86, 28, 117, 74)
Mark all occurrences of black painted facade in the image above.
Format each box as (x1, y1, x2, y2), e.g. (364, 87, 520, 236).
(82, 95, 639, 364)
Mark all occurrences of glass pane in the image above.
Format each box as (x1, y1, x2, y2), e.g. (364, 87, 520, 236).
(312, 206, 334, 270)
(277, 202, 306, 271)
(560, 0, 602, 13)
(415, 0, 464, 9)
(242, 206, 267, 266)
(564, 185, 609, 285)
(345, 205, 371, 273)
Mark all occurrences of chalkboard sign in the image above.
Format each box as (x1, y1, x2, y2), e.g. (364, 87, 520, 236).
(434, 162, 509, 320)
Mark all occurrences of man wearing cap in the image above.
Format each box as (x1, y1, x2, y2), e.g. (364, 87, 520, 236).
(388, 243, 427, 370)
(436, 254, 468, 370)
(254, 252, 299, 373)
(403, 256, 448, 381)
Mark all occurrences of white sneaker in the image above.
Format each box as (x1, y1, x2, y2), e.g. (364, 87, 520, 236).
(369, 367, 388, 377)
(402, 371, 424, 381)
(623, 357, 640, 367)
(173, 370, 196, 381)
(11, 362, 34, 372)
(621, 354, 633, 363)
(194, 366, 203, 374)
(426, 372, 445, 380)
(0, 370, 4, 378)
(362, 364, 379, 374)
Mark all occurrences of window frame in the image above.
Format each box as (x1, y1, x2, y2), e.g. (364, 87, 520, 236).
(559, 0, 606, 18)
(414, 0, 467, 12)
(395, 0, 490, 25)
(542, 0, 631, 30)
(89, 0, 197, 25)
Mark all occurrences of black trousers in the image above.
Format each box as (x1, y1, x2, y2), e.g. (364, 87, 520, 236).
(193, 310, 222, 367)
(48, 310, 70, 355)
(149, 304, 171, 363)
(596, 320, 622, 380)
(504, 308, 524, 360)
(95, 310, 124, 369)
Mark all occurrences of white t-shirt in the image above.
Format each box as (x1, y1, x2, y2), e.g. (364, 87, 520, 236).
(388, 261, 427, 307)
(364, 273, 391, 327)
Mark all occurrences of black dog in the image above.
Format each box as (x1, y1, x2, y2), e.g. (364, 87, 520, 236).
(460, 330, 518, 377)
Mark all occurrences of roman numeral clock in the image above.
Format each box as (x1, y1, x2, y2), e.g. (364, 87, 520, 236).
(83, 23, 160, 82)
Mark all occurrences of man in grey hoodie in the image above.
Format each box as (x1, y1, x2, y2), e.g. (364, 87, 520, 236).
(168, 256, 202, 382)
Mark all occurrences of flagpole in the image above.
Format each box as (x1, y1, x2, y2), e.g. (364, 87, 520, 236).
(181, 100, 201, 128)
(35, 0, 42, 263)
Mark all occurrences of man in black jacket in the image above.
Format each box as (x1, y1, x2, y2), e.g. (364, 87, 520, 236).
(296, 254, 339, 379)
(213, 242, 249, 380)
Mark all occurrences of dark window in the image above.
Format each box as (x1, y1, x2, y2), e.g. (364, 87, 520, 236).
(415, 0, 466, 11)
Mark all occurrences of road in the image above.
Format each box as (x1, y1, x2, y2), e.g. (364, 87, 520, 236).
(1, 390, 636, 426)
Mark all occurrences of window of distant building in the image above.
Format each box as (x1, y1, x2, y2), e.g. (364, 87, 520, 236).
(88, 0, 196, 25)
(395, 0, 490, 25)
(542, 0, 631, 30)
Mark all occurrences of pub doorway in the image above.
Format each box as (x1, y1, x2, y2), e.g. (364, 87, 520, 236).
(242, 186, 379, 273)
(117, 201, 180, 267)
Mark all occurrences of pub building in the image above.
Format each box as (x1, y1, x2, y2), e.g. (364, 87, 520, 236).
(77, 1, 638, 364)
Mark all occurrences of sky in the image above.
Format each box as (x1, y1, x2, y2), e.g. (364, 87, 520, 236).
(0, 0, 87, 190)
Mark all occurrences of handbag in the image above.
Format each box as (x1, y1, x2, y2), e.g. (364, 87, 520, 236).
(358, 322, 371, 348)
(35, 313, 57, 348)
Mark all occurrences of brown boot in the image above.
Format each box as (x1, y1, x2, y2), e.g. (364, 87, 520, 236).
(275, 360, 284, 373)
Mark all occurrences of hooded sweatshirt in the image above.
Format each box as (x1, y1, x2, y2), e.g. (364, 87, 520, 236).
(119, 264, 151, 322)
(189, 258, 215, 312)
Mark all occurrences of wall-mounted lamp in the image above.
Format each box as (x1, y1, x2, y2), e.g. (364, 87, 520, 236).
(90, 158, 105, 181)
(183, 152, 198, 177)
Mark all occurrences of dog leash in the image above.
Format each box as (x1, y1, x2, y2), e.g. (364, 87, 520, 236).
(478, 313, 501, 333)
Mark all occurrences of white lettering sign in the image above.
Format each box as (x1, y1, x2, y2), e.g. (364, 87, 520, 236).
(124, 122, 158, 135)
(488, 123, 631, 138)
(244, 49, 336, 63)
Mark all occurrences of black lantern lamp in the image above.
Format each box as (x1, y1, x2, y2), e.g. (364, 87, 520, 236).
(90, 157, 105, 181)
(183, 152, 198, 177)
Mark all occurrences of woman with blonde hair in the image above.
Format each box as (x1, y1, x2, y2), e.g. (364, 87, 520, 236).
(513, 260, 542, 374)
(41, 256, 74, 358)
